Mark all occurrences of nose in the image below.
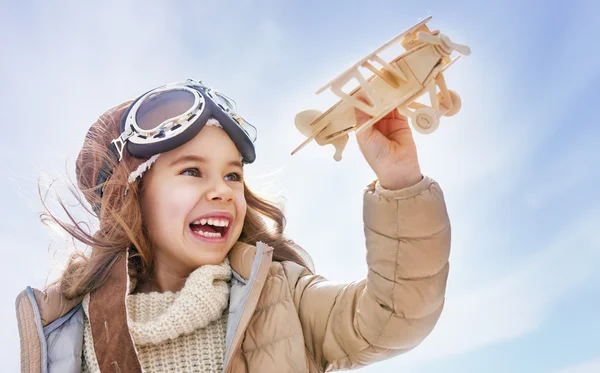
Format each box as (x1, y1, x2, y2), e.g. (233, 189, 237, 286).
(205, 178, 234, 202)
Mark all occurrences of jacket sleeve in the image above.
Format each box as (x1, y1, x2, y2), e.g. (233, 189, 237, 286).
(282, 176, 451, 371)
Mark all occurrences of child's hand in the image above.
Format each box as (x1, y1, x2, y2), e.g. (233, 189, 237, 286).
(354, 107, 423, 190)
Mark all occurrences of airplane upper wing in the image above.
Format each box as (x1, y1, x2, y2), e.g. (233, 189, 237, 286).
(316, 15, 433, 94)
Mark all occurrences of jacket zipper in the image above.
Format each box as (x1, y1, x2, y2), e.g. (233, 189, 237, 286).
(223, 245, 273, 373)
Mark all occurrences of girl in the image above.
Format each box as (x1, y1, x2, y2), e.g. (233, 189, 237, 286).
(15, 79, 451, 373)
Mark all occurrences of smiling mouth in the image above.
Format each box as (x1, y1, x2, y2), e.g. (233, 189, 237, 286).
(189, 219, 231, 239)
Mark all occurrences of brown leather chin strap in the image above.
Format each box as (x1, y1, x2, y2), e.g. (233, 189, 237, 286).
(89, 252, 143, 373)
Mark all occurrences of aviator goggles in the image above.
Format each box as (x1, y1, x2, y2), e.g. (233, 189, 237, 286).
(95, 79, 257, 199)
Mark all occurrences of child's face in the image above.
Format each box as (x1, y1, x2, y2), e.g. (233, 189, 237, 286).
(140, 126, 247, 275)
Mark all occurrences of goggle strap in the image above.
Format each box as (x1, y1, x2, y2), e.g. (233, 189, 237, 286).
(112, 137, 125, 162)
(94, 135, 123, 203)
(111, 129, 135, 162)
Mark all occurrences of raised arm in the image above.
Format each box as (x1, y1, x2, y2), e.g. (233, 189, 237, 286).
(284, 176, 450, 371)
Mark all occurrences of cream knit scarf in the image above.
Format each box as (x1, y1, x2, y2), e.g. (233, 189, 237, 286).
(127, 258, 231, 345)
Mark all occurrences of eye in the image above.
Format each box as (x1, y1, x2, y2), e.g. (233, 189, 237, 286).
(225, 172, 242, 182)
(181, 168, 200, 177)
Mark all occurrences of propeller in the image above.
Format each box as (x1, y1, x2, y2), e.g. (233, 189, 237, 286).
(416, 31, 471, 56)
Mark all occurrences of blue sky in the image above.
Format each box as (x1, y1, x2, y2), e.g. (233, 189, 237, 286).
(1, 1, 598, 372)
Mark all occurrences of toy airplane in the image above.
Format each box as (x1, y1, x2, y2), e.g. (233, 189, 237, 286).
(291, 15, 471, 161)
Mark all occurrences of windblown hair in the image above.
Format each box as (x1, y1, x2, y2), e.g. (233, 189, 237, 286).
(41, 102, 312, 301)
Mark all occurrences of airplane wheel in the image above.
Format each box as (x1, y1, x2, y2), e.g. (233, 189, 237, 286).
(412, 107, 439, 134)
(295, 110, 324, 137)
(438, 90, 461, 117)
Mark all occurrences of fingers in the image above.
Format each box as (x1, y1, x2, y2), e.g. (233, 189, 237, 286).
(374, 117, 410, 136)
(352, 96, 410, 138)
(353, 107, 378, 150)
(354, 106, 411, 147)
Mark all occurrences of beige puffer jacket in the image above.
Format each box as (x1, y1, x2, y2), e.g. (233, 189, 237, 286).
(16, 176, 450, 372)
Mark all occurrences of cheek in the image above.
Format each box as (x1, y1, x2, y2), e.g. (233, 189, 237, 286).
(143, 182, 199, 238)
(234, 194, 247, 226)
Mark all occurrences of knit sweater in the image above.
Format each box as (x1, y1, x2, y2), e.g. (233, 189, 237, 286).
(81, 259, 232, 372)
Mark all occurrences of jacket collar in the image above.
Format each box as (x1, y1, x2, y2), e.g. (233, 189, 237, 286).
(89, 251, 142, 372)
(228, 241, 257, 281)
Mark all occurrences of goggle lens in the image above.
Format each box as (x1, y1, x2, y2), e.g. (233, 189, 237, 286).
(136, 89, 195, 131)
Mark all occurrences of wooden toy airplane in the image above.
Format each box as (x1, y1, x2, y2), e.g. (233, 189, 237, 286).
(291, 15, 471, 161)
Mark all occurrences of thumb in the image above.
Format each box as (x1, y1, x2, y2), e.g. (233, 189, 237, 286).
(354, 107, 384, 151)
(354, 106, 371, 127)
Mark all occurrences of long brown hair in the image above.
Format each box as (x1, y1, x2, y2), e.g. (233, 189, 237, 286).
(41, 101, 312, 301)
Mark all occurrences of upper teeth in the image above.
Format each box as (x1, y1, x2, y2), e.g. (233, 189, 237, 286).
(192, 218, 230, 227)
